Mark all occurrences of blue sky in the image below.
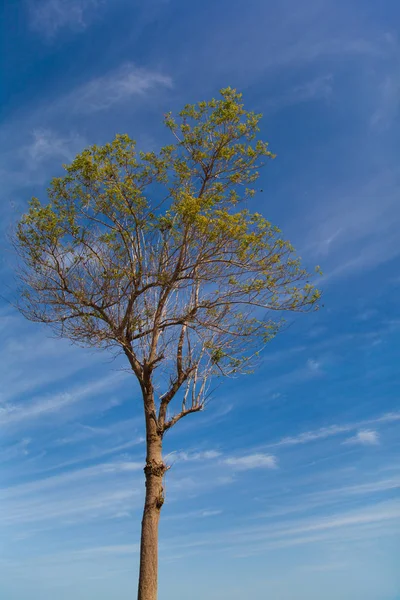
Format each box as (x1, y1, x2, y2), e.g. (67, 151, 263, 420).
(1, 1, 400, 599)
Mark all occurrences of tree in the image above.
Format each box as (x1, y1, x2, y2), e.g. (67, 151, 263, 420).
(14, 88, 320, 600)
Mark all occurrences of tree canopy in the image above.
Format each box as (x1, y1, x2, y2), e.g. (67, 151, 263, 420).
(15, 87, 321, 427)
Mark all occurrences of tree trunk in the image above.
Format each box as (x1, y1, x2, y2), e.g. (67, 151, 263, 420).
(137, 393, 166, 600)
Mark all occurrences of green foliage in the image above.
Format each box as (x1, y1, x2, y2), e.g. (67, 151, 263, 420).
(15, 88, 321, 375)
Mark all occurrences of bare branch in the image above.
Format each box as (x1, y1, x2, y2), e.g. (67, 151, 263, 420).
(163, 405, 203, 432)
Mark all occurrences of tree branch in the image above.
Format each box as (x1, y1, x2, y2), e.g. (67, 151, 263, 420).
(163, 404, 203, 432)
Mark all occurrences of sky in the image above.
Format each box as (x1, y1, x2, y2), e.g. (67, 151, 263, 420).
(1, 1, 400, 599)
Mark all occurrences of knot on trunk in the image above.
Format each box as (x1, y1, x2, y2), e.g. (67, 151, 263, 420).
(144, 459, 167, 478)
(156, 493, 165, 509)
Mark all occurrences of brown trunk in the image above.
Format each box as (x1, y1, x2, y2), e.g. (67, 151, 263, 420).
(137, 391, 166, 600)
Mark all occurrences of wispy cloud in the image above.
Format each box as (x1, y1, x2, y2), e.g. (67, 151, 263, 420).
(290, 74, 333, 102)
(0, 128, 87, 193)
(168, 449, 278, 472)
(69, 63, 173, 113)
(1, 487, 138, 527)
(25, 129, 86, 165)
(305, 167, 400, 281)
(263, 501, 400, 540)
(224, 453, 277, 470)
(168, 449, 221, 463)
(195, 0, 391, 81)
(267, 38, 387, 72)
(0, 439, 31, 464)
(0, 460, 142, 501)
(165, 508, 222, 521)
(0, 128, 87, 201)
(371, 72, 400, 130)
(267, 74, 333, 112)
(356, 308, 378, 322)
(160, 500, 400, 559)
(0, 62, 172, 200)
(0, 372, 125, 428)
(2, 544, 139, 573)
(344, 429, 380, 446)
(8, 495, 400, 571)
(266, 411, 400, 448)
(28, 0, 102, 38)
(0, 459, 144, 527)
(255, 476, 400, 521)
(52, 418, 141, 447)
(34, 438, 145, 475)
(296, 42, 400, 278)
(315, 476, 400, 500)
(306, 358, 323, 374)
(201, 509, 222, 517)
(72, 544, 139, 558)
(0, 320, 102, 409)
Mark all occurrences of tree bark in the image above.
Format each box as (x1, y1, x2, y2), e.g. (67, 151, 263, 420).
(137, 391, 166, 600)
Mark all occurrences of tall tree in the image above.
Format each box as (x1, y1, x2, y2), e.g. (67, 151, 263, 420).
(14, 88, 320, 600)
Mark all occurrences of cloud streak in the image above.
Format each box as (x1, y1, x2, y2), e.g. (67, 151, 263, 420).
(28, 0, 102, 38)
(25, 129, 86, 165)
(344, 429, 380, 446)
(167, 450, 221, 463)
(0, 62, 172, 200)
(69, 63, 173, 113)
(0, 460, 142, 501)
(156, 500, 400, 559)
(224, 453, 277, 470)
(0, 372, 125, 428)
(266, 74, 334, 112)
(266, 411, 400, 449)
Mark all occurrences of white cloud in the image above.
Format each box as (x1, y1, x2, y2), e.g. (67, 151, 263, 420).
(270, 38, 385, 71)
(165, 508, 222, 521)
(255, 477, 400, 521)
(272, 424, 351, 447)
(268, 74, 333, 111)
(200, 510, 222, 517)
(72, 544, 139, 557)
(296, 561, 348, 573)
(304, 167, 400, 281)
(319, 476, 400, 498)
(0, 439, 31, 464)
(168, 449, 221, 463)
(28, 0, 102, 38)
(26, 129, 86, 165)
(70, 63, 173, 113)
(371, 72, 400, 129)
(0, 62, 172, 199)
(0, 455, 146, 529)
(356, 308, 378, 321)
(224, 453, 277, 470)
(0, 127, 87, 198)
(290, 74, 333, 101)
(0, 372, 124, 428)
(269, 501, 400, 539)
(35, 438, 145, 475)
(0, 460, 142, 501)
(52, 418, 141, 447)
(161, 499, 400, 559)
(194, 0, 392, 88)
(0, 319, 109, 416)
(1, 487, 137, 526)
(344, 429, 380, 446)
(268, 411, 399, 448)
(306, 358, 322, 373)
